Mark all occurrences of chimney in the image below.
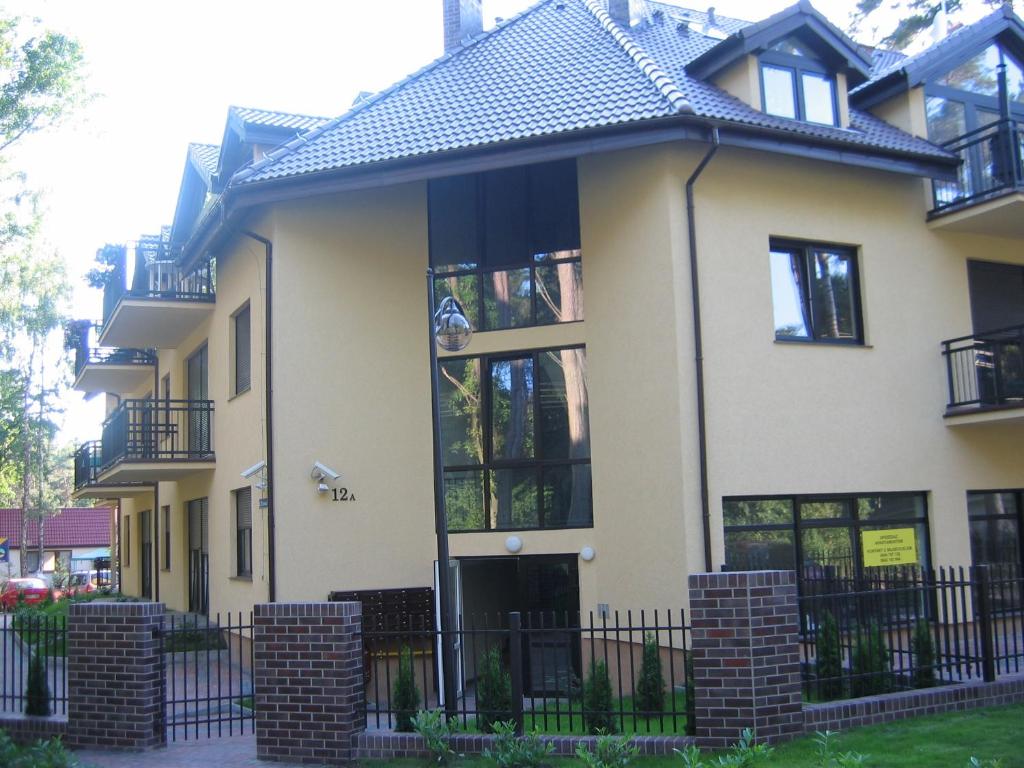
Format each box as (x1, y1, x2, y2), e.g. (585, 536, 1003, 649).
(443, 0, 484, 52)
(608, 0, 631, 26)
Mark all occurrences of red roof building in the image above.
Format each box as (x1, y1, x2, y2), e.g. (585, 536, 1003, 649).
(0, 507, 112, 549)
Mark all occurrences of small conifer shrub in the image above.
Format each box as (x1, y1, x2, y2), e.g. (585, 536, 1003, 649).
(393, 645, 421, 732)
(477, 644, 513, 733)
(634, 633, 665, 715)
(583, 658, 616, 735)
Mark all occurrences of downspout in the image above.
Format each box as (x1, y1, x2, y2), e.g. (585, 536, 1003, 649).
(241, 231, 276, 603)
(685, 127, 720, 573)
(153, 359, 160, 603)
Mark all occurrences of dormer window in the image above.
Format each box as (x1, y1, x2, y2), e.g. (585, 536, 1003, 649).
(759, 37, 838, 126)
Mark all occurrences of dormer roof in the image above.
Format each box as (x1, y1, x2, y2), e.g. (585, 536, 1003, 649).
(684, 0, 873, 85)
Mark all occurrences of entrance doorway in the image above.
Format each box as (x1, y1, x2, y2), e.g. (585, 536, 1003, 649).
(187, 497, 209, 614)
(458, 555, 580, 696)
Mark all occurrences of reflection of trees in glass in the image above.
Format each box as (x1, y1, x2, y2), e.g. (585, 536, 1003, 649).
(491, 358, 534, 528)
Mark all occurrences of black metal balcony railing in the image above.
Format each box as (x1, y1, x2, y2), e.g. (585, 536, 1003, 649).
(942, 323, 1024, 411)
(932, 118, 1024, 213)
(73, 441, 103, 489)
(73, 339, 156, 378)
(100, 399, 215, 470)
(102, 241, 215, 327)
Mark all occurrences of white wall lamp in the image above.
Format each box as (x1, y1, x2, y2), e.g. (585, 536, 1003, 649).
(580, 546, 596, 562)
(311, 461, 341, 494)
(505, 535, 523, 554)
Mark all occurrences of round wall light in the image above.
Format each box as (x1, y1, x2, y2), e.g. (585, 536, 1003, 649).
(434, 296, 473, 352)
(580, 546, 596, 562)
(505, 535, 523, 554)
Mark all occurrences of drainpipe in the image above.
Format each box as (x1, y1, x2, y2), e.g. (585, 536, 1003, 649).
(241, 231, 277, 603)
(685, 127, 720, 573)
(153, 359, 160, 604)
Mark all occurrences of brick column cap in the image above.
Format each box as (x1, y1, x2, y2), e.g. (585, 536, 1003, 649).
(68, 600, 165, 617)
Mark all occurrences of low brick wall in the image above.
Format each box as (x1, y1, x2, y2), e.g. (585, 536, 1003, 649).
(0, 714, 67, 745)
(803, 673, 1024, 733)
(354, 731, 694, 759)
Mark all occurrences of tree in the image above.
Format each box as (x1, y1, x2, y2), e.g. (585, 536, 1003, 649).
(850, 0, 1015, 51)
(634, 633, 665, 715)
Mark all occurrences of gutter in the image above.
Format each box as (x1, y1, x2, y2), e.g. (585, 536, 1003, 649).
(685, 127, 720, 573)
(240, 230, 277, 603)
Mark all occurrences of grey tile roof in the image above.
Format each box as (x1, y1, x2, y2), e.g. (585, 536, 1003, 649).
(188, 143, 220, 185)
(230, 106, 329, 133)
(234, 0, 952, 186)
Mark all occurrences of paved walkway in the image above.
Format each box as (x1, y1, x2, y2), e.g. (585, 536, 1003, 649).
(74, 734, 331, 768)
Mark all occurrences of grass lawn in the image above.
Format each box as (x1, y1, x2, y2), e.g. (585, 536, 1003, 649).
(11, 591, 128, 656)
(359, 703, 1023, 768)
(520, 695, 689, 736)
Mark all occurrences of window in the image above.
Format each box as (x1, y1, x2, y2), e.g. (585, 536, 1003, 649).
(429, 160, 583, 332)
(124, 514, 130, 568)
(25, 551, 40, 573)
(233, 304, 251, 395)
(968, 490, 1023, 567)
(723, 493, 929, 578)
(161, 505, 171, 570)
(439, 346, 592, 532)
(759, 37, 837, 126)
(234, 487, 252, 577)
(769, 240, 862, 343)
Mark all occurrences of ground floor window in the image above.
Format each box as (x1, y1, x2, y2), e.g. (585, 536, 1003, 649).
(723, 492, 930, 577)
(968, 489, 1023, 567)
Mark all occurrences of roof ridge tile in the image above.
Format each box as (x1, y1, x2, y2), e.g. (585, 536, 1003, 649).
(583, 0, 693, 114)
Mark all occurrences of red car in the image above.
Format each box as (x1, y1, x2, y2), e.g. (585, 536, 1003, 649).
(0, 577, 49, 609)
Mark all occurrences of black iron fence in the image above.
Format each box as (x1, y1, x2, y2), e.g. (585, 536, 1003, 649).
(932, 118, 1023, 212)
(100, 398, 214, 469)
(799, 564, 1023, 702)
(160, 612, 254, 741)
(942, 323, 1024, 410)
(0, 613, 68, 716)
(74, 342, 156, 379)
(362, 609, 691, 736)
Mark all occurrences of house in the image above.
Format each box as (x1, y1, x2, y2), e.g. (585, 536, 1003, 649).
(70, 0, 1023, 642)
(0, 507, 112, 579)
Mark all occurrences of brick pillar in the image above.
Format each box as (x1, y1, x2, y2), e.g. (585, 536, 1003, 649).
(254, 601, 364, 765)
(688, 571, 803, 747)
(66, 601, 165, 750)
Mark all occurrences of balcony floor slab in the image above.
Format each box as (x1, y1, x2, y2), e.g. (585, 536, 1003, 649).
(97, 460, 216, 483)
(73, 363, 155, 395)
(98, 298, 214, 349)
(928, 191, 1024, 238)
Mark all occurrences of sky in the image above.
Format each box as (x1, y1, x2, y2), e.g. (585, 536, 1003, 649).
(0, 0, 992, 444)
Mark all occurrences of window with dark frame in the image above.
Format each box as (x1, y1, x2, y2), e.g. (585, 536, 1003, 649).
(723, 493, 930, 579)
(161, 505, 171, 571)
(968, 490, 1023, 567)
(429, 159, 583, 333)
(235, 487, 252, 577)
(759, 37, 838, 126)
(769, 239, 863, 343)
(234, 304, 251, 395)
(439, 345, 592, 532)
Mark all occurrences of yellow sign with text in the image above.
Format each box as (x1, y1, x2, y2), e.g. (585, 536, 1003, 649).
(861, 528, 917, 567)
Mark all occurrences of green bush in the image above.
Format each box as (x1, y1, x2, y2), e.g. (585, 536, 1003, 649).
(0, 730, 79, 768)
(634, 633, 664, 715)
(25, 653, 51, 717)
(815, 611, 843, 701)
(684, 655, 696, 737)
(477, 645, 513, 733)
(483, 720, 554, 768)
(583, 659, 616, 735)
(849, 623, 890, 698)
(814, 730, 867, 767)
(412, 708, 460, 764)
(912, 619, 936, 689)
(393, 645, 421, 732)
(575, 732, 638, 768)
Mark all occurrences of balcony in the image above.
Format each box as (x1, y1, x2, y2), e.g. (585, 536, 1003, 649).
(95, 399, 216, 482)
(70, 321, 155, 395)
(928, 119, 1024, 237)
(72, 441, 151, 499)
(98, 239, 215, 349)
(942, 323, 1024, 426)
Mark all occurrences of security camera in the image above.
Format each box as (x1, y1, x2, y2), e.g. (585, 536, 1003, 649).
(241, 460, 266, 480)
(311, 461, 341, 483)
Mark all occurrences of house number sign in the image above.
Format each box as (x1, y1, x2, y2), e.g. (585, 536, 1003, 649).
(331, 488, 356, 502)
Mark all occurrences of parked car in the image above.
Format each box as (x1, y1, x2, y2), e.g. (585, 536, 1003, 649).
(0, 577, 50, 609)
(66, 571, 101, 596)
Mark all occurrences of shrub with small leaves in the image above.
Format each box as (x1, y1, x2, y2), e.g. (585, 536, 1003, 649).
(477, 645, 513, 733)
(967, 759, 1004, 768)
(393, 645, 420, 732)
(0, 730, 79, 768)
(815, 611, 843, 701)
(583, 659, 616, 735)
(25, 652, 51, 717)
(850, 623, 890, 698)
(912, 619, 936, 689)
(575, 731, 639, 768)
(412, 709, 460, 765)
(634, 633, 665, 716)
(716, 728, 774, 768)
(483, 720, 555, 768)
(674, 744, 709, 768)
